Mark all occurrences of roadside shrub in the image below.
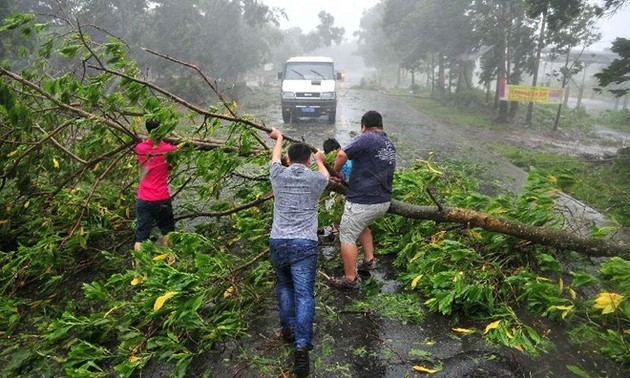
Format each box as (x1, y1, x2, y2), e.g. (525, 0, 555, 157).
(359, 75, 383, 91)
(448, 88, 488, 113)
(524, 104, 594, 132)
(374, 159, 629, 360)
(598, 109, 630, 133)
(560, 105, 595, 133)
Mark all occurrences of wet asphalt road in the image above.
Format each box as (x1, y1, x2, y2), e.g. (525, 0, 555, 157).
(258, 84, 528, 193)
(179, 86, 627, 377)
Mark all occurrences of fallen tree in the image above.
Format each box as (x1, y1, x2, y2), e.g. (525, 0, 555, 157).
(1, 38, 628, 259)
(2, 14, 629, 377)
(387, 199, 629, 258)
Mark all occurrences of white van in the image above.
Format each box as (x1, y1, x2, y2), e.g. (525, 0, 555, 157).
(278, 56, 342, 124)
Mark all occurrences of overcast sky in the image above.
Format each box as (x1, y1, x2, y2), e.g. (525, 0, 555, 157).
(264, 0, 379, 36)
(262, 0, 630, 51)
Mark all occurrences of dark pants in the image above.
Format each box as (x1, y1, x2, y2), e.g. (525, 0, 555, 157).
(135, 198, 175, 242)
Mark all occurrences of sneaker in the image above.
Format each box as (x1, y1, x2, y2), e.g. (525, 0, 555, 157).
(294, 348, 310, 377)
(357, 258, 378, 273)
(329, 275, 361, 290)
(281, 327, 295, 344)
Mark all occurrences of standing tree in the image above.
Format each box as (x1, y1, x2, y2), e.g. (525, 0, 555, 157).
(270, 10, 345, 66)
(381, 0, 475, 96)
(524, 0, 584, 126)
(593, 0, 630, 97)
(544, 5, 600, 129)
(300, 11, 345, 53)
(355, 2, 396, 87)
(595, 37, 630, 97)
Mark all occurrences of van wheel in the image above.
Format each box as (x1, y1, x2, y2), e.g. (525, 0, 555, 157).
(282, 110, 291, 124)
(327, 111, 336, 124)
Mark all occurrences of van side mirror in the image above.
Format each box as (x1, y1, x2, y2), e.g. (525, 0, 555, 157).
(336, 71, 345, 81)
(277, 72, 283, 80)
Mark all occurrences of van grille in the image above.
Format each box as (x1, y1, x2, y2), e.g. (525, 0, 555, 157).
(296, 92, 320, 98)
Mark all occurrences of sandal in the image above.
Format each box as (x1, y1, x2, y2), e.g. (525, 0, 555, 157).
(329, 275, 361, 290)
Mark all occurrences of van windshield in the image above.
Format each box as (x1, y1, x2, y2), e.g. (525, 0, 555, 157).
(285, 62, 334, 80)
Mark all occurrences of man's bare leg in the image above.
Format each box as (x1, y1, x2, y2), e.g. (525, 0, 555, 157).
(159, 234, 169, 248)
(340, 242, 358, 281)
(358, 227, 374, 264)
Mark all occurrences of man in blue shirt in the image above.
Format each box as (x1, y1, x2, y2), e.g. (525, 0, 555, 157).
(268, 128, 329, 377)
(329, 111, 396, 290)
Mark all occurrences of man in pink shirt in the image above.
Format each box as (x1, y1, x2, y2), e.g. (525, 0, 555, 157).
(134, 119, 178, 250)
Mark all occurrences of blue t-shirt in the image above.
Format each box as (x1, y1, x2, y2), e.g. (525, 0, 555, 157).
(343, 131, 396, 204)
(270, 162, 329, 240)
(341, 160, 352, 182)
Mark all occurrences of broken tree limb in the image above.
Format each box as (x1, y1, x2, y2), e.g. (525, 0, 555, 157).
(326, 182, 629, 258)
(387, 199, 630, 258)
(4, 46, 627, 261)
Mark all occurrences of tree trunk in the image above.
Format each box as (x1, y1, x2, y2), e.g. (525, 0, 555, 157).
(431, 54, 436, 96)
(326, 181, 629, 259)
(437, 53, 446, 96)
(576, 65, 588, 108)
(387, 199, 630, 258)
(553, 52, 572, 130)
(496, 0, 509, 123)
(526, 7, 547, 126)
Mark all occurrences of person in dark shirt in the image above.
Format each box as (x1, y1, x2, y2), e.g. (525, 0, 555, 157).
(329, 111, 396, 290)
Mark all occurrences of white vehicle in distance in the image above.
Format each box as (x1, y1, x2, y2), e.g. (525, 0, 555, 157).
(278, 56, 343, 124)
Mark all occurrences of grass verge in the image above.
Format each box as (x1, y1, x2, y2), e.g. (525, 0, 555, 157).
(396, 90, 630, 226)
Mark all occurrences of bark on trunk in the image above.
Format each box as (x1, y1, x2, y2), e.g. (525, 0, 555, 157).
(327, 182, 629, 259)
(526, 7, 547, 126)
(387, 199, 629, 258)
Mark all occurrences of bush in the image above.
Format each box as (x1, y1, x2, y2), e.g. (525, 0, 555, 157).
(598, 109, 630, 133)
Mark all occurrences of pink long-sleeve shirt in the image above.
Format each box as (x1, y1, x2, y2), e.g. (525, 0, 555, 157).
(136, 139, 177, 201)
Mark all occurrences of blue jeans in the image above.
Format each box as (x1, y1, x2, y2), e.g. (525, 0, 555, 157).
(270, 238, 318, 350)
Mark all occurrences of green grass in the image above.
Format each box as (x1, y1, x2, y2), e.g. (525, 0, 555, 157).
(494, 144, 630, 226)
(393, 89, 630, 227)
(405, 97, 492, 128)
(597, 109, 630, 133)
(397, 93, 495, 129)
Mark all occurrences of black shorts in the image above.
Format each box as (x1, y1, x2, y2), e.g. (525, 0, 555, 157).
(135, 198, 175, 242)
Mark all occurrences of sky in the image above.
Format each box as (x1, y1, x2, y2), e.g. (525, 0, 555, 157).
(261, 0, 630, 51)
(263, 0, 380, 37)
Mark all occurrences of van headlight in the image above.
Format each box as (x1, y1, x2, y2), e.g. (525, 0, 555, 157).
(321, 92, 336, 100)
(281, 92, 296, 99)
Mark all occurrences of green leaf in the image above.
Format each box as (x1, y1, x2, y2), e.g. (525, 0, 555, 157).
(570, 271, 597, 288)
(566, 364, 592, 378)
(57, 44, 82, 58)
(38, 39, 54, 58)
(0, 14, 36, 31)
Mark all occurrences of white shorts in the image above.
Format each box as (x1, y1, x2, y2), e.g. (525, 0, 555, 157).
(339, 201, 390, 245)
